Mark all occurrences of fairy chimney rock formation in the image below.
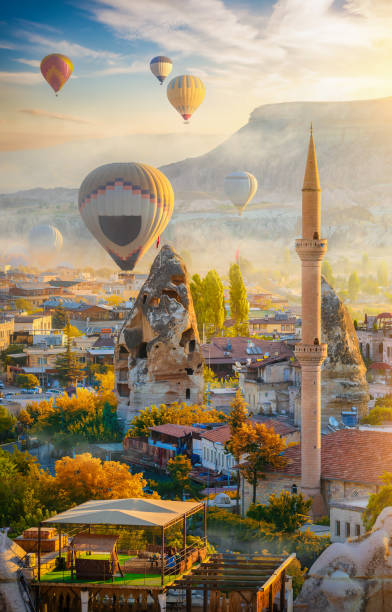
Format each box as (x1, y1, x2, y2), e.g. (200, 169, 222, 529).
(115, 245, 203, 425)
(321, 276, 369, 426)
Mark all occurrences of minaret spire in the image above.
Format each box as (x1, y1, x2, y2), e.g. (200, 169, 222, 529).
(295, 126, 328, 518)
(303, 124, 320, 192)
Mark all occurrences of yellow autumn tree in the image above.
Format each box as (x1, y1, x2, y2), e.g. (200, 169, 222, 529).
(230, 422, 287, 505)
(54, 453, 151, 505)
(128, 402, 226, 438)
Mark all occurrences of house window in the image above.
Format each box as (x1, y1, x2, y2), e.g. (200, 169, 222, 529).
(345, 522, 350, 537)
(38, 357, 47, 365)
(355, 524, 361, 537)
(335, 520, 341, 537)
(186, 388, 190, 400)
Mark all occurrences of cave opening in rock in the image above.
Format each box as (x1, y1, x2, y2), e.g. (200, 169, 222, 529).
(138, 342, 147, 358)
(189, 339, 196, 353)
(186, 388, 190, 400)
(143, 294, 147, 304)
(185, 368, 194, 375)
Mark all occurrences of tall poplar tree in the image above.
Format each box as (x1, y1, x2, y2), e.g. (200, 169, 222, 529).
(55, 319, 85, 386)
(190, 273, 205, 334)
(203, 270, 225, 333)
(229, 263, 249, 334)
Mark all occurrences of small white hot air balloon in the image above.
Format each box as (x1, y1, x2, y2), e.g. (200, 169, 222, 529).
(224, 171, 258, 215)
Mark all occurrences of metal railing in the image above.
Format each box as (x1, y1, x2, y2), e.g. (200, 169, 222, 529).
(164, 538, 208, 582)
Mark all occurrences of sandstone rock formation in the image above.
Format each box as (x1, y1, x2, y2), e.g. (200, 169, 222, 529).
(321, 277, 369, 426)
(295, 506, 392, 611)
(115, 245, 203, 426)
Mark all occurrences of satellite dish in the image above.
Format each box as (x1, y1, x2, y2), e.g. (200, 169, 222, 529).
(235, 361, 242, 368)
(246, 358, 252, 365)
(351, 406, 357, 413)
(329, 416, 339, 428)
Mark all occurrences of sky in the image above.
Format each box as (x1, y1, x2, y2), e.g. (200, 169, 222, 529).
(1, 0, 392, 191)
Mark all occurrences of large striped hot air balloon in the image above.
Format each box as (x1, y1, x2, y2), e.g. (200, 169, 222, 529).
(224, 171, 258, 215)
(78, 163, 174, 271)
(167, 75, 205, 122)
(150, 56, 172, 84)
(40, 54, 73, 94)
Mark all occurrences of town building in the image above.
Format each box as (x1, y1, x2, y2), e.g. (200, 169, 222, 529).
(242, 429, 392, 539)
(0, 316, 14, 350)
(10, 283, 66, 307)
(239, 351, 299, 416)
(357, 312, 392, 365)
(14, 314, 52, 335)
(201, 337, 294, 378)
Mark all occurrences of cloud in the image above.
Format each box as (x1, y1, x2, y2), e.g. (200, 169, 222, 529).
(89, 60, 146, 76)
(19, 109, 93, 124)
(23, 31, 121, 61)
(0, 71, 40, 85)
(86, 0, 392, 102)
(0, 41, 16, 50)
(15, 58, 41, 68)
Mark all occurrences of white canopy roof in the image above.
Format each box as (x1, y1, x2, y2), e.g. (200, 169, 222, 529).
(43, 498, 204, 528)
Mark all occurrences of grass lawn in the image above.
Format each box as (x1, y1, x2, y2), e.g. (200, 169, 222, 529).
(40, 570, 170, 586)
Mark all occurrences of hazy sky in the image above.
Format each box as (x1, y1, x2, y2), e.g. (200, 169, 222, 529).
(1, 0, 392, 191)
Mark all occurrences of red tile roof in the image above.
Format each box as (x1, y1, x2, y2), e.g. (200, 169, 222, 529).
(149, 424, 201, 438)
(200, 425, 231, 443)
(201, 337, 293, 365)
(281, 429, 392, 484)
(200, 419, 297, 444)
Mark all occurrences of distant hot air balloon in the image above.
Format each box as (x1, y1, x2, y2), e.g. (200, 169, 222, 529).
(78, 163, 174, 271)
(28, 224, 63, 265)
(224, 171, 258, 215)
(40, 54, 73, 94)
(150, 56, 172, 84)
(167, 75, 205, 122)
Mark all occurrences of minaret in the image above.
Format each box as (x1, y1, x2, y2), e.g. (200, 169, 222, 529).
(295, 126, 327, 516)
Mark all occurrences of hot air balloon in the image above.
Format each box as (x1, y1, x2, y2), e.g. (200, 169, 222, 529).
(224, 171, 258, 215)
(28, 224, 63, 265)
(78, 163, 174, 271)
(167, 75, 205, 122)
(40, 54, 73, 94)
(150, 56, 172, 84)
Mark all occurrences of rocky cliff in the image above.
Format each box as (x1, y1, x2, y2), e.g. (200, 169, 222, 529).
(295, 507, 392, 611)
(115, 245, 204, 425)
(321, 277, 369, 426)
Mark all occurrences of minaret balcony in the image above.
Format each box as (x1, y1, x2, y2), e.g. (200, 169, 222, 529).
(295, 238, 327, 261)
(295, 342, 327, 366)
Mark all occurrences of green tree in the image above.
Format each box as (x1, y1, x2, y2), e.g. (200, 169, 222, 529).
(15, 298, 36, 313)
(190, 274, 205, 334)
(167, 454, 192, 497)
(363, 472, 392, 531)
(55, 319, 85, 386)
(225, 390, 248, 513)
(348, 272, 360, 301)
(247, 491, 312, 533)
(0, 406, 17, 442)
(322, 260, 334, 286)
(362, 253, 369, 274)
(229, 263, 249, 334)
(203, 270, 225, 333)
(0, 344, 26, 369)
(52, 308, 66, 329)
(377, 261, 389, 288)
(15, 373, 39, 388)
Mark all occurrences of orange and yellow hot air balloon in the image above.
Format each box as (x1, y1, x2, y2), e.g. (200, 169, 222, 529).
(40, 54, 73, 94)
(167, 75, 205, 123)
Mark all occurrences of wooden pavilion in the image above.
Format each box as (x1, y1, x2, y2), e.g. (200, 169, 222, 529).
(38, 498, 206, 586)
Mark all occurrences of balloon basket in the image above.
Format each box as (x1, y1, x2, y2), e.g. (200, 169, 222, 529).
(183, 120, 189, 125)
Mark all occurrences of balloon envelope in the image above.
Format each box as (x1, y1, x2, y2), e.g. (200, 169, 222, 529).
(224, 171, 258, 215)
(150, 56, 172, 84)
(40, 54, 73, 93)
(78, 163, 174, 271)
(28, 225, 63, 265)
(167, 75, 205, 121)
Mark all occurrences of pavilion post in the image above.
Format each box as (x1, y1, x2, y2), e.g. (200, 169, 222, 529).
(186, 586, 192, 612)
(203, 502, 207, 545)
(38, 522, 41, 582)
(58, 527, 61, 559)
(161, 526, 165, 586)
(280, 570, 286, 612)
(183, 515, 186, 557)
